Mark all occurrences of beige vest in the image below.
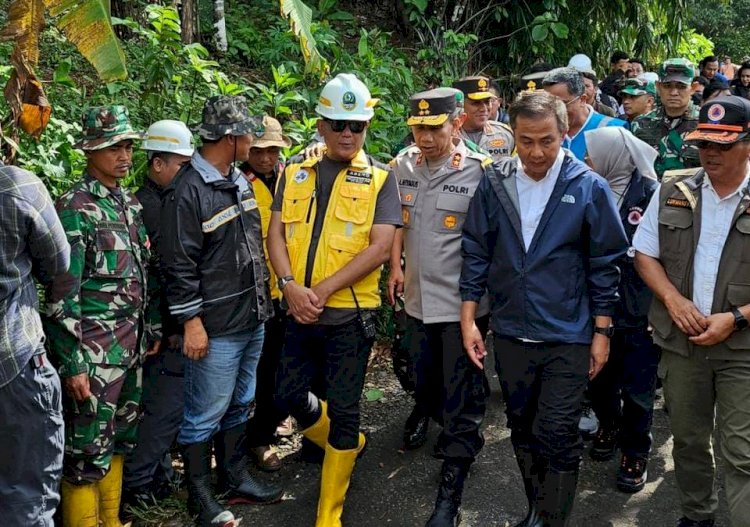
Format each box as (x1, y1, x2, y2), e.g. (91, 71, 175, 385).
(649, 170, 750, 360)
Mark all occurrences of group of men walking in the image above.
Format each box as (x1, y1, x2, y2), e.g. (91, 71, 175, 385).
(1, 53, 750, 527)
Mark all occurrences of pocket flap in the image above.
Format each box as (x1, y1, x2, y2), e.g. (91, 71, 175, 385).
(329, 234, 367, 254)
(436, 193, 471, 213)
(400, 188, 418, 207)
(340, 183, 372, 200)
(658, 207, 693, 229)
(727, 283, 750, 306)
(284, 183, 313, 201)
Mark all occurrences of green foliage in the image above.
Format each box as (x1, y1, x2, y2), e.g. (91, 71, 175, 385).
(686, 0, 750, 61)
(676, 29, 714, 66)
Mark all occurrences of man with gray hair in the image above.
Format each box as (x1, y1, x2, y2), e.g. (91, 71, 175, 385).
(543, 67, 627, 161)
(460, 90, 628, 525)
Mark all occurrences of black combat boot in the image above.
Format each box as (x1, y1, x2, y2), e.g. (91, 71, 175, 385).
(214, 424, 284, 505)
(513, 447, 543, 527)
(403, 404, 430, 450)
(425, 460, 470, 527)
(536, 462, 579, 527)
(182, 442, 236, 527)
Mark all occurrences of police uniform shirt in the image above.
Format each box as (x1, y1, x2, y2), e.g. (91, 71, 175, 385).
(271, 155, 402, 324)
(395, 139, 490, 323)
(459, 120, 514, 162)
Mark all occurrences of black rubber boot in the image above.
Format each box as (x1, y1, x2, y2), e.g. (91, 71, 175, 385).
(403, 404, 430, 450)
(182, 442, 236, 527)
(424, 460, 470, 527)
(214, 424, 284, 505)
(513, 447, 543, 527)
(536, 463, 579, 527)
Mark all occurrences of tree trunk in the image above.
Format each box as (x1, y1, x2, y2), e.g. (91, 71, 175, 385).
(180, 0, 198, 44)
(213, 0, 227, 52)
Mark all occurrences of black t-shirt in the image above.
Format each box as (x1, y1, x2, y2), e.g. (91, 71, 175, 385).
(272, 155, 401, 324)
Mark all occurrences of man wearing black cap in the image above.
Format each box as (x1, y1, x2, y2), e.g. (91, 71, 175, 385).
(160, 95, 283, 527)
(634, 95, 750, 527)
(388, 87, 494, 526)
(452, 76, 515, 162)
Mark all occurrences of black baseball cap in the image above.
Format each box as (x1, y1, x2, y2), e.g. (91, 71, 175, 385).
(685, 95, 750, 144)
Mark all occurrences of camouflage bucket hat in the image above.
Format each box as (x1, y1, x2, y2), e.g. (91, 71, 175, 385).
(75, 105, 144, 151)
(194, 95, 263, 140)
(658, 58, 696, 85)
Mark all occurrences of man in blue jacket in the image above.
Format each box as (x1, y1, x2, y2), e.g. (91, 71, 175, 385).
(459, 90, 628, 526)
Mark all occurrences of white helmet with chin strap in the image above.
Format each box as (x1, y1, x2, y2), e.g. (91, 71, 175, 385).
(142, 119, 195, 156)
(315, 73, 379, 121)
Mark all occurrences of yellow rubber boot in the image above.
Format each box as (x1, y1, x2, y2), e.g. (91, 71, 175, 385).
(315, 441, 365, 527)
(301, 401, 366, 453)
(98, 454, 129, 527)
(61, 480, 99, 527)
(301, 400, 330, 449)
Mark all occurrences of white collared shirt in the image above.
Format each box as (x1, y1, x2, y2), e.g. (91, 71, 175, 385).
(633, 171, 750, 316)
(515, 148, 565, 251)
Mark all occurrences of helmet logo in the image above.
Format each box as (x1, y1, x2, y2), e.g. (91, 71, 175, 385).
(342, 91, 357, 111)
(707, 104, 725, 123)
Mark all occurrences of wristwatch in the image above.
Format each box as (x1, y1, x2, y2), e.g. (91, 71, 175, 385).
(732, 307, 748, 331)
(277, 275, 295, 291)
(593, 325, 615, 338)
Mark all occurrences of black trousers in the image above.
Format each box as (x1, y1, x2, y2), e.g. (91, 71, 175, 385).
(403, 314, 490, 461)
(494, 335, 589, 471)
(588, 326, 660, 458)
(245, 305, 290, 448)
(123, 345, 184, 489)
(276, 318, 373, 450)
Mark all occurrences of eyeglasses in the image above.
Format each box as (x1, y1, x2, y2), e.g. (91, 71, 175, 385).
(563, 95, 581, 106)
(324, 119, 367, 134)
(694, 140, 747, 151)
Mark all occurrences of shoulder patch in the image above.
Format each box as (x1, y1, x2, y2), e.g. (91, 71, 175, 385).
(665, 197, 691, 209)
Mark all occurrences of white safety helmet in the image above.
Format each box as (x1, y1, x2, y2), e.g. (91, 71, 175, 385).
(315, 73, 379, 121)
(567, 54, 596, 76)
(639, 72, 659, 83)
(142, 119, 195, 156)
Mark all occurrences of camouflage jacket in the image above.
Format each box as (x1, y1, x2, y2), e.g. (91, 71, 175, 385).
(631, 104, 700, 180)
(44, 174, 149, 377)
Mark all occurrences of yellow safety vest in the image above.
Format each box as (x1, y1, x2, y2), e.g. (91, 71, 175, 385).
(281, 150, 388, 308)
(247, 172, 281, 300)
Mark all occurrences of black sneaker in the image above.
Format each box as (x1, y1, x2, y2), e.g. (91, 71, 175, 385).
(589, 427, 618, 461)
(617, 455, 648, 493)
(676, 517, 715, 527)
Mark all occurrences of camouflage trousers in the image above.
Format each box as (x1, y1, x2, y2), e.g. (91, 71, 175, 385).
(62, 363, 142, 484)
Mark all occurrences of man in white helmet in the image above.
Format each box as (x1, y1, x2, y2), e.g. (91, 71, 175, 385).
(268, 73, 402, 526)
(122, 120, 194, 507)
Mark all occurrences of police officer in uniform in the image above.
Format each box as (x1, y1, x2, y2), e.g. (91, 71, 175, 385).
(452, 76, 515, 161)
(631, 59, 701, 180)
(388, 88, 493, 527)
(268, 73, 401, 527)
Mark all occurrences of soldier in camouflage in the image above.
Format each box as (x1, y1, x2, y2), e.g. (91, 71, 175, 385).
(631, 59, 701, 180)
(452, 76, 515, 161)
(44, 105, 148, 527)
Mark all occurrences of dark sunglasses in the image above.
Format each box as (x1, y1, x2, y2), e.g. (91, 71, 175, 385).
(324, 118, 367, 134)
(694, 139, 748, 151)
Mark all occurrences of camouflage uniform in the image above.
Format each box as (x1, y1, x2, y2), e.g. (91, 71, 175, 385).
(631, 104, 700, 180)
(631, 58, 701, 180)
(45, 106, 148, 484)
